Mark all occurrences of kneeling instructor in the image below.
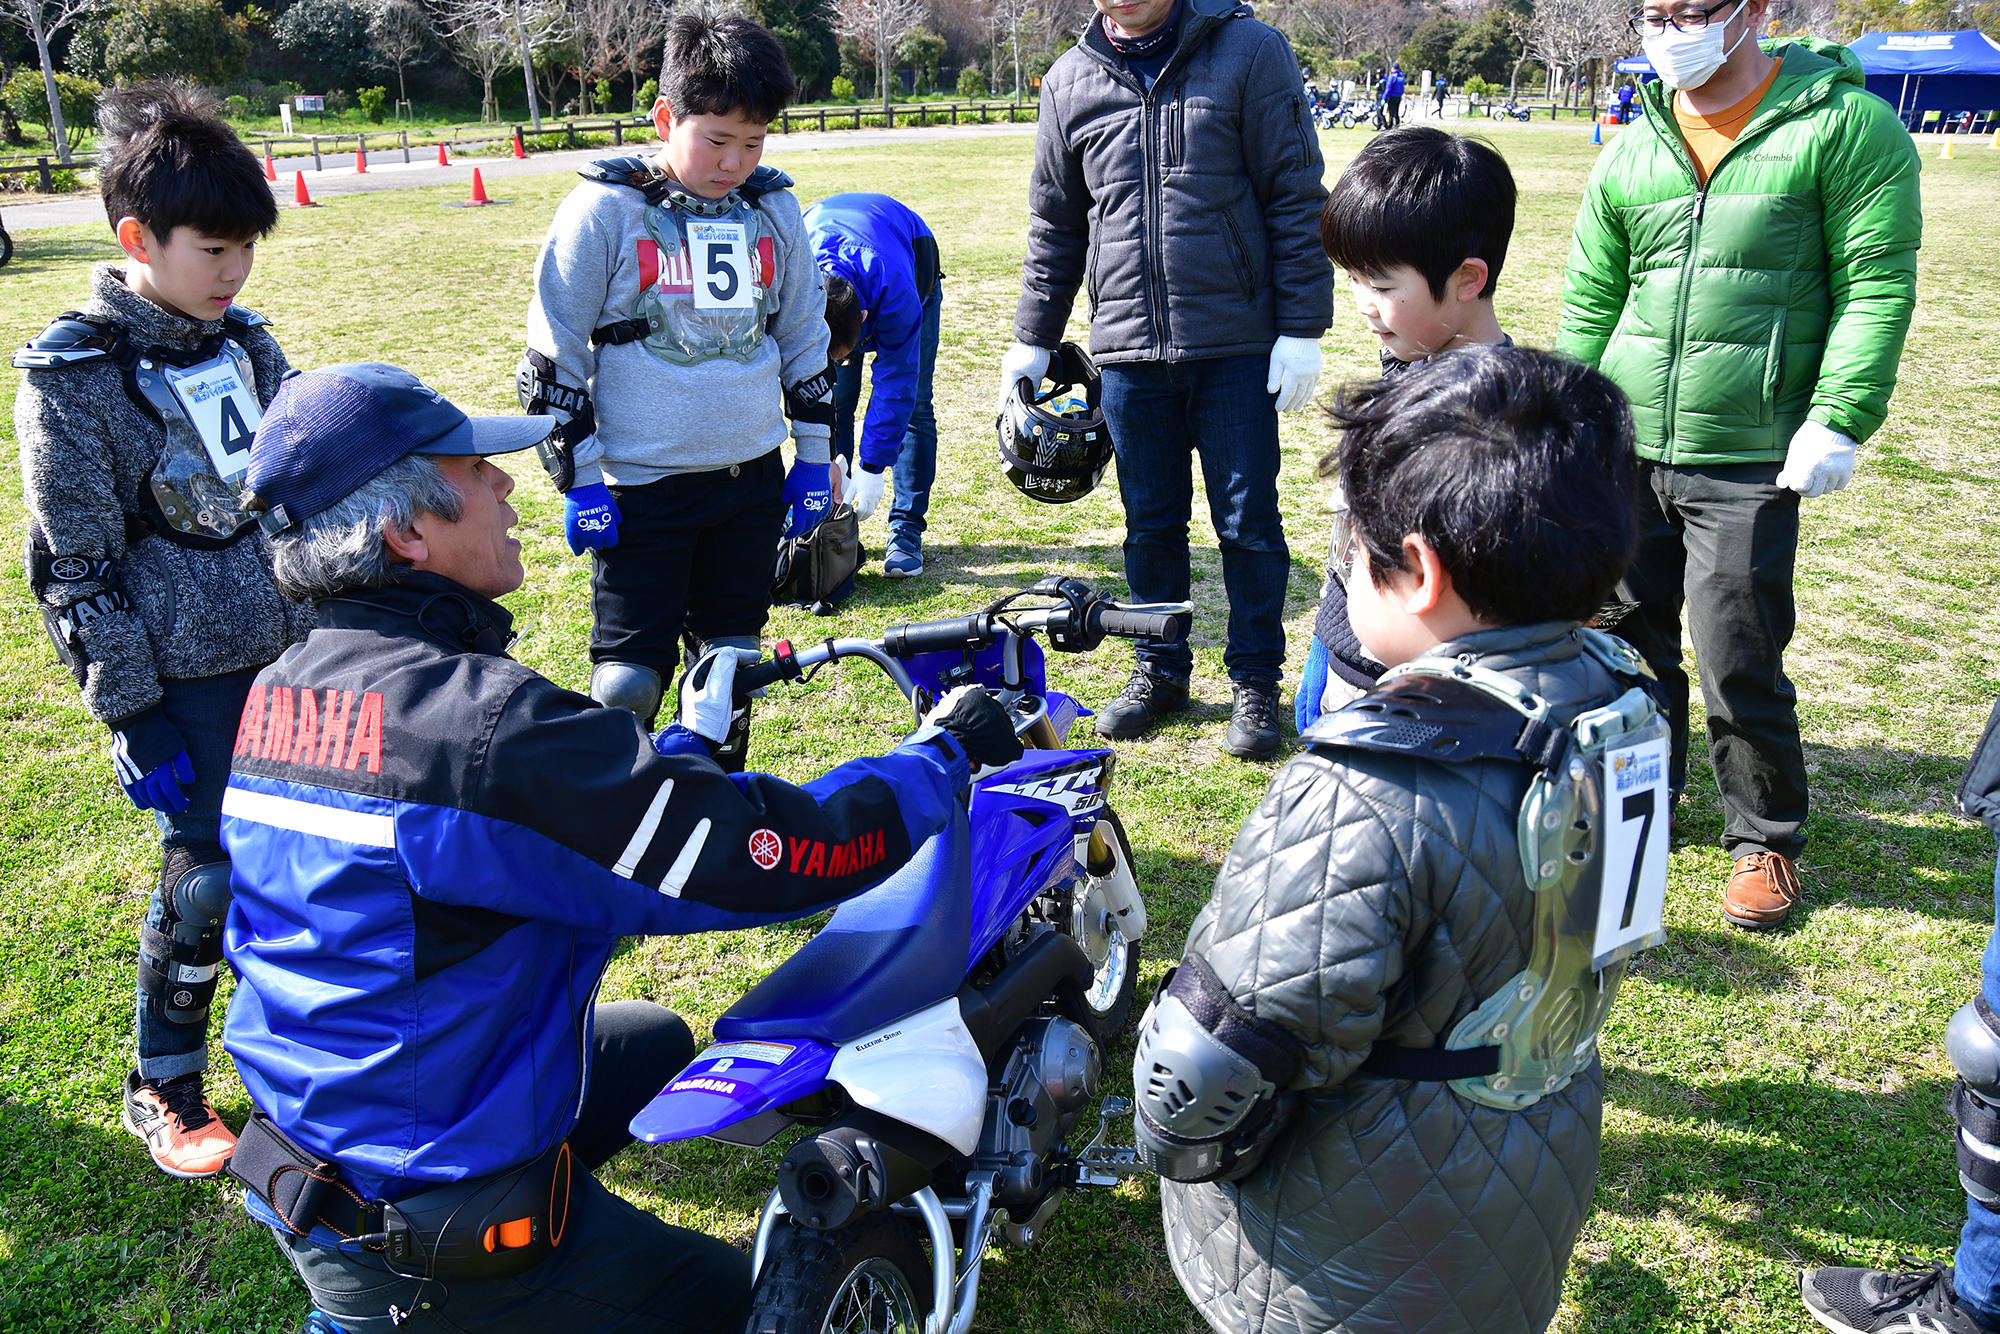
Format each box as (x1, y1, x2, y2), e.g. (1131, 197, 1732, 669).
(218, 363, 1021, 1333)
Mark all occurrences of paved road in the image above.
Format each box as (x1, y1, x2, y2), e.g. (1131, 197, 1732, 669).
(1, 122, 1037, 231)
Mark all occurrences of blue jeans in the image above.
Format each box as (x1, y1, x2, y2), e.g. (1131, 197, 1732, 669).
(135, 665, 262, 1080)
(832, 282, 941, 555)
(1959, 856, 2000, 1324)
(1098, 353, 1288, 685)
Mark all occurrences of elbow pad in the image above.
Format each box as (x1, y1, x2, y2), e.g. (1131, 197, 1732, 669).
(1132, 952, 1306, 1184)
(517, 349, 597, 490)
(785, 364, 835, 429)
(25, 518, 129, 689)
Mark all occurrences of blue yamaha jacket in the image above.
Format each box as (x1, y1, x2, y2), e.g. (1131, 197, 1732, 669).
(220, 573, 967, 1203)
(805, 194, 935, 472)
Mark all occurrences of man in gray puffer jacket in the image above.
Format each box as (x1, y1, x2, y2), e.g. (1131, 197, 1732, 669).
(1148, 347, 1653, 1334)
(1000, 0, 1333, 761)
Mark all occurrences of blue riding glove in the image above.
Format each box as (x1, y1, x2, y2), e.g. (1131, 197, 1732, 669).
(783, 460, 833, 538)
(1296, 634, 1330, 734)
(109, 706, 194, 814)
(564, 482, 621, 554)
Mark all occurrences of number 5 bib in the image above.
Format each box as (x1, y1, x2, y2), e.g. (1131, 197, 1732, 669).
(633, 190, 776, 368)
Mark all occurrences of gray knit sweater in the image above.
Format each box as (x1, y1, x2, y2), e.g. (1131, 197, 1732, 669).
(524, 163, 832, 488)
(14, 265, 310, 725)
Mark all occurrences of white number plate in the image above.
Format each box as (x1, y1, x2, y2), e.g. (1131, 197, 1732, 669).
(687, 220, 753, 311)
(1592, 735, 1670, 967)
(166, 356, 261, 481)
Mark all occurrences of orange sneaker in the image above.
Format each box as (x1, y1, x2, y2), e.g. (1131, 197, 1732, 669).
(1723, 851, 1803, 930)
(122, 1070, 238, 1179)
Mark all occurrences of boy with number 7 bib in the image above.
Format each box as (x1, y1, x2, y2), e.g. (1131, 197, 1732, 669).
(1133, 346, 1669, 1334)
(520, 2, 836, 740)
(13, 81, 308, 1179)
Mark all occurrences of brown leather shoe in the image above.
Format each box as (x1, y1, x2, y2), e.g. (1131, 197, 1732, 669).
(1723, 851, 1802, 929)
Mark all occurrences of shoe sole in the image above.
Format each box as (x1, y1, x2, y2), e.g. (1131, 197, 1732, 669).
(885, 565, 921, 579)
(121, 1101, 227, 1180)
(1224, 736, 1281, 761)
(1722, 906, 1794, 931)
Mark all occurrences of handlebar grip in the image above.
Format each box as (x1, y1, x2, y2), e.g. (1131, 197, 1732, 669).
(734, 658, 790, 697)
(882, 615, 991, 658)
(1089, 605, 1185, 641)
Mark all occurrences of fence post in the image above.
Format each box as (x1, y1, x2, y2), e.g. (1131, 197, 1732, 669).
(950, 103, 957, 126)
(311, 137, 322, 171)
(818, 108, 827, 132)
(564, 120, 575, 146)
(401, 130, 410, 163)
(37, 157, 51, 192)
(614, 118, 624, 145)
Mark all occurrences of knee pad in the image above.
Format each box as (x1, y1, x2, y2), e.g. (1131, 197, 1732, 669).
(1949, 996, 2000, 1208)
(591, 662, 664, 729)
(139, 848, 232, 1029)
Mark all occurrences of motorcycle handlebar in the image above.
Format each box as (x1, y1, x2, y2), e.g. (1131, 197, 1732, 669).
(1086, 604, 1184, 642)
(881, 614, 993, 659)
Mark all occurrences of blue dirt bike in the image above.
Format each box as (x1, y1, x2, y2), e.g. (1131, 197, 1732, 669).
(630, 576, 1179, 1334)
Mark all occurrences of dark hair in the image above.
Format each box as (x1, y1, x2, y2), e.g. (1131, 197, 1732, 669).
(1318, 126, 1515, 300)
(660, 2, 797, 124)
(1326, 345, 1638, 627)
(823, 271, 863, 358)
(97, 81, 278, 242)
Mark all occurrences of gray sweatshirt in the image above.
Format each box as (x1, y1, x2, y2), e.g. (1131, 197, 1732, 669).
(14, 265, 311, 725)
(524, 162, 832, 488)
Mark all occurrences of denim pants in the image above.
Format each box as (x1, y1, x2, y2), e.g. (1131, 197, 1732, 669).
(1098, 353, 1288, 686)
(1615, 460, 1808, 859)
(831, 281, 942, 555)
(135, 665, 261, 1081)
(272, 1001, 752, 1334)
(1960, 858, 2000, 1326)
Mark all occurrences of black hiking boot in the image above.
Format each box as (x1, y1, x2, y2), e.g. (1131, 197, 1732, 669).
(1093, 667, 1190, 741)
(1224, 681, 1282, 760)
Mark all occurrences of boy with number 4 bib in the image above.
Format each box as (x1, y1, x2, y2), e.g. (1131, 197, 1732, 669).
(521, 2, 836, 739)
(13, 81, 306, 1179)
(1134, 347, 1669, 1334)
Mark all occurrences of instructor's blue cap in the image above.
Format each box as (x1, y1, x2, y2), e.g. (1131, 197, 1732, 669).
(247, 362, 555, 532)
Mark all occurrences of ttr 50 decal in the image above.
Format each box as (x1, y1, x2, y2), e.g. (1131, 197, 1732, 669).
(985, 758, 1109, 817)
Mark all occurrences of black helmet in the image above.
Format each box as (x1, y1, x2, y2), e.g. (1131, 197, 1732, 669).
(997, 342, 1114, 505)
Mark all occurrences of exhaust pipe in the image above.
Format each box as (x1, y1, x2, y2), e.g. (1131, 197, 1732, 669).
(778, 1126, 935, 1230)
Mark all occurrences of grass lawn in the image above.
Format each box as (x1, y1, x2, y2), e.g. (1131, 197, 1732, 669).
(0, 120, 1995, 1333)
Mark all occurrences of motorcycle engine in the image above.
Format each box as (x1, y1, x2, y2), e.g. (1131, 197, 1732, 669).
(972, 1016, 1101, 1221)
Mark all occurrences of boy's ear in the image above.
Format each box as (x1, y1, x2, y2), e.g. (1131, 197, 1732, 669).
(1452, 257, 1490, 304)
(115, 216, 153, 265)
(1398, 533, 1453, 615)
(651, 96, 675, 139)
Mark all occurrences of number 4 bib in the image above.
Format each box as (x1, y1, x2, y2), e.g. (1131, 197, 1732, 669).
(165, 354, 262, 482)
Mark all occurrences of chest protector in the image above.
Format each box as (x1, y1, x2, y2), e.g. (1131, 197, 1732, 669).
(15, 309, 268, 548)
(1311, 630, 1671, 1111)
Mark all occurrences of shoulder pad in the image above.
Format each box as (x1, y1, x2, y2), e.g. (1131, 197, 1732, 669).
(1304, 672, 1542, 767)
(1578, 626, 1655, 683)
(741, 164, 794, 202)
(14, 313, 121, 369)
(222, 304, 271, 332)
(579, 155, 658, 188)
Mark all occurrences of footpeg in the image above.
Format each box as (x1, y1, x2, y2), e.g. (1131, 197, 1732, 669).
(1073, 1097, 1145, 1186)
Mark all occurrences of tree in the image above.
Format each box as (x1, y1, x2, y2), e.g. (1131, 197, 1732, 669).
(1277, 0, 1419, 66)
(1447, 8, 1525, 84)
(1402, 12, 1461, 78)
(0, 64, 93, 150)
(755, 0, 841, 100)
(366, 0, 435, 111)
(897, 22, 942, 89)
(985, 0, 1036, 98)
(93, 0, 251, 86)
(834, 0, 928, 112)
(1521, 0, 1625, 107)
(276, 0, 376, 90)
(0, 0, 97, 163)
(436, 0, 519, 121)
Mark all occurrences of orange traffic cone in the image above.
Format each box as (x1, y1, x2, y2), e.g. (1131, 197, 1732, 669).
(437, 141, 450, 166)
(467, 168, 491, 206)
(263, 145, 277, 182)
(354, 146, 368, 173)
(512, 130, 528, 159)
(294, 172, 317, 208)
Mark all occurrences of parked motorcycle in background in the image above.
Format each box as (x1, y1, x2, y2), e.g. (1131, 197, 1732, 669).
(631, 577, 1179, 1334)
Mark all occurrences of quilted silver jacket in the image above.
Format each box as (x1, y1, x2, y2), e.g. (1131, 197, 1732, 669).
(1161, 622, 1629, 1334)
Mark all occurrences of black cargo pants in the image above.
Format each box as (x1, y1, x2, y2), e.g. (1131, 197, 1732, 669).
(1615, 460, 1809, 860)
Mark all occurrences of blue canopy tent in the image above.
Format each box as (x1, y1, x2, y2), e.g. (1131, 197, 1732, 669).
(1847, 30, 2000, 130)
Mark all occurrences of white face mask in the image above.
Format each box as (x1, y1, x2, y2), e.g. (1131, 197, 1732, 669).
(1641, 2, 1751, 90)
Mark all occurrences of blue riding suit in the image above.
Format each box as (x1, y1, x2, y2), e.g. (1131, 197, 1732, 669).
(220, 572, 968, 1329)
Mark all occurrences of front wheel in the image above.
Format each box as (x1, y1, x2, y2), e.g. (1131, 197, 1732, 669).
(745, 1215, 933, 1334)
(1069, 807, 1143, 1046)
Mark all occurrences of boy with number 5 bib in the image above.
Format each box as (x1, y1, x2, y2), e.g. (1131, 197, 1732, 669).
(521, 2, 836, 739)
(1133, 347, 1668, 1334)
(13, 81, 307, 1179)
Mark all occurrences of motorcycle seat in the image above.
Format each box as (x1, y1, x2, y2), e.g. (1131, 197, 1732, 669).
(714, 804, 971, 1047)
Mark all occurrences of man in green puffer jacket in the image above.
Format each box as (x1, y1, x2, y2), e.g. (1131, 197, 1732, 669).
(1557, 1, 1920, 931)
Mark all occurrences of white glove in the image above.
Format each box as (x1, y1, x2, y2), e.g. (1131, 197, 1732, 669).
(1266, 336, 1323, 413)
(850, 464, 888, 520)
(677, 646, 762, 743)
(997, 342, 1053, 417)
(1774, 420, 1857, 499)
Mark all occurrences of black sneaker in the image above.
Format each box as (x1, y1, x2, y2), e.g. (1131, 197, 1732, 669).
(1801, 1261, 1998, 1334)
(1224, 682, 1282, 760)
(1093, 667, 1190, 741)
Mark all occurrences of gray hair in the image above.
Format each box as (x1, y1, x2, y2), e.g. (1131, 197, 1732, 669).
(266, 454, 464, 601)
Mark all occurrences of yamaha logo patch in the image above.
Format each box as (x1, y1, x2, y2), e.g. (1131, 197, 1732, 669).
(748, 828, 782, 870)
(51, 557, 90, 582)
